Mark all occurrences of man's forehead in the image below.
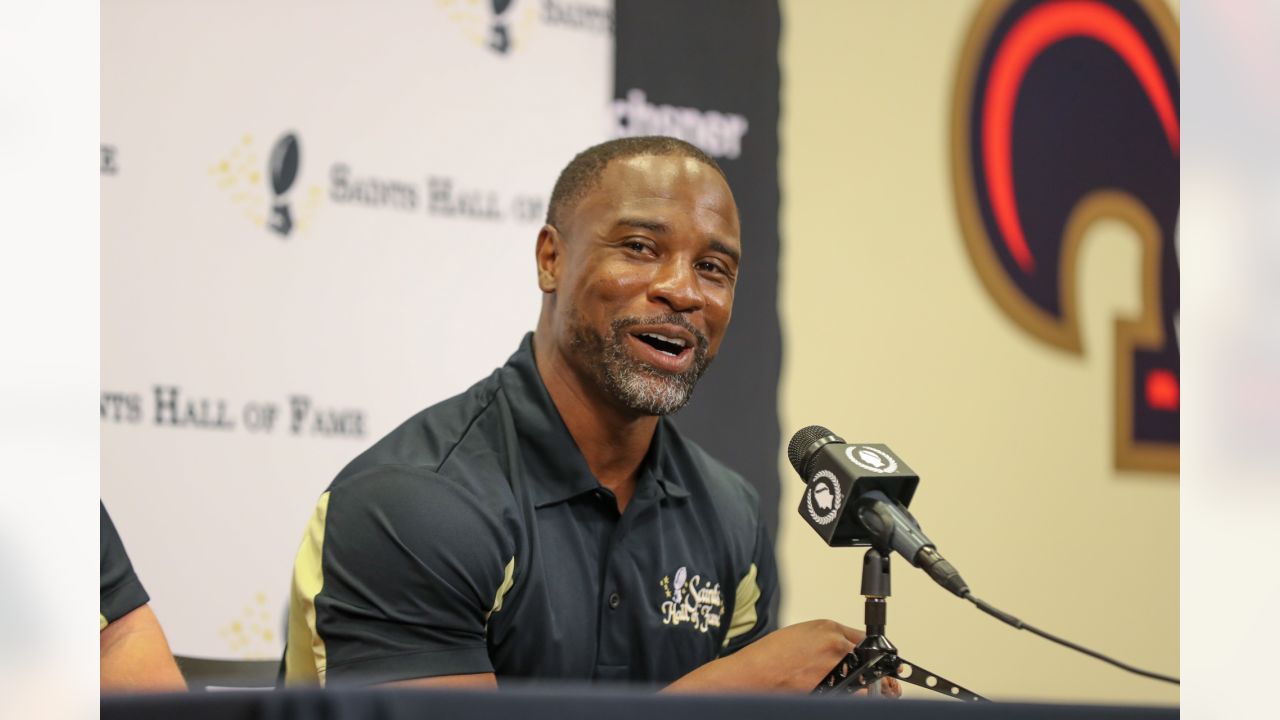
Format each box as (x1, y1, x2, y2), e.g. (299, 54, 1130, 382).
(578, 154, 739, 229)
(600, 154, 728, 194)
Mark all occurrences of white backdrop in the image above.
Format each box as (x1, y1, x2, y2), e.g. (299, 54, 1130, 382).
(101, 0, 614, 660)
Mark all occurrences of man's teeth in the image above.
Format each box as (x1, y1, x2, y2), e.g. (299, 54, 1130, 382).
(639, 332, 687, 348)
(636, 332, 689, 356)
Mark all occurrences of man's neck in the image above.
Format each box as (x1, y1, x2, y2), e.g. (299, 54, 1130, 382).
(532, 333, 657, 513)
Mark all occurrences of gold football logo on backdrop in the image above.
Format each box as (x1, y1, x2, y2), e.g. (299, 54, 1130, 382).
(210, 131, 324, 238)
(437, 0, 540, 55)
(951, 0, 1180, 472)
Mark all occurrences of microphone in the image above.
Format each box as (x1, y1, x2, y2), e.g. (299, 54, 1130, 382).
(789, 426, 1181, 687)
(787, 425, 970, 597)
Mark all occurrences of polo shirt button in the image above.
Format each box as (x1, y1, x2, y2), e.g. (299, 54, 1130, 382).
(608, 591, 621, 609)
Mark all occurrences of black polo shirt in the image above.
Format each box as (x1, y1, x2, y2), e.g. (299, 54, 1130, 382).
(101, 502, 149, 631)
(284, 333, 777, 687)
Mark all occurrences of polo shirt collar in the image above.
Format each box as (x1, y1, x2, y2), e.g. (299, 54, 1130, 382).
(501, 333, 690, 508)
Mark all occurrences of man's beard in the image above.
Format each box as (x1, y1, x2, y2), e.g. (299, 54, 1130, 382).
(569, 312, 712, 416)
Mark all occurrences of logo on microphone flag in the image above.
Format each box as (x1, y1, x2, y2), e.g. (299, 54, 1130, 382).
(845, 445, 899, 474)
(806, 470, 842, 526)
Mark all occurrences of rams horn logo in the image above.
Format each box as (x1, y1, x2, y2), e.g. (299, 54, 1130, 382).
(952, 0, 1179, 472)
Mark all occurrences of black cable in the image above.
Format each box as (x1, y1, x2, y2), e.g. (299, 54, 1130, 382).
(963, 593, 1180, 686)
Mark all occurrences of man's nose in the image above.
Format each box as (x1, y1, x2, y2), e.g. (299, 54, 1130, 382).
(648, 257, 705, 313)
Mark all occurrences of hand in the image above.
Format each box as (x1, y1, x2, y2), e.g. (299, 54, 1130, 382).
(667, 619, 891, 694)
(852, 674, 903, 699)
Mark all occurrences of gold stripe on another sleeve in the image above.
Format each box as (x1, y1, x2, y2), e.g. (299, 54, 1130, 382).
(284, 491, 331, 686)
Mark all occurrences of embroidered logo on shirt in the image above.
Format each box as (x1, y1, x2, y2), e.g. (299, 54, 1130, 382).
(658, 566, 723, 633)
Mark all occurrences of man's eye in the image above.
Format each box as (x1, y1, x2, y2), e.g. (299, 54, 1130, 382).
(625, 240, 651, 253)
(697, 261, 726, 275)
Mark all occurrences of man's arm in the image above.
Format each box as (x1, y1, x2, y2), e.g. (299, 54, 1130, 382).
(664, 619, 858, 693)
(100, 603, 186, 693)
(284, 470, 516, 686)
(378, 622, 899, 694)
(378, 623, 867, 693)
(665, 620, 901, 696)
(381, 673, 498, 689)
(664, 517, 897, 695)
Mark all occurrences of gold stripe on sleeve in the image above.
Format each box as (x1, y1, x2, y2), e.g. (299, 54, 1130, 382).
(486, 556, 516, 622)
(721, 563, 760, 648)
(285, 491, 331, 686)
(100, 613, 108, 632)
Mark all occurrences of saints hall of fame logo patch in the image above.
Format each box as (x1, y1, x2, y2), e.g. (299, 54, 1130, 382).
(658, 566, 724, 633)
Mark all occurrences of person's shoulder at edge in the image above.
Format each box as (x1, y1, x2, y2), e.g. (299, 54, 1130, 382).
(332, 365, 510, 486)
(316, 362, 525, 549)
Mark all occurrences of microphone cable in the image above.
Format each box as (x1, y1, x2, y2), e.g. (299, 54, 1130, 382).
(962, 592, 1180, 686)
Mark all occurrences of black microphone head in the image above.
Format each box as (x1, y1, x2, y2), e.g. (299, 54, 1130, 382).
(787, 425, 844, 478)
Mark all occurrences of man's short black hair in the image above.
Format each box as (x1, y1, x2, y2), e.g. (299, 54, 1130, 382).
(545, 136, 727, 227)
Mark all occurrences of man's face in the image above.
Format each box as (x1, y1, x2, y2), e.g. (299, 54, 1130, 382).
(547, 154, 741, 416)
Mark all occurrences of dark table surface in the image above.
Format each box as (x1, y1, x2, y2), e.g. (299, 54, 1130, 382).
(102, 684, 1178, 720)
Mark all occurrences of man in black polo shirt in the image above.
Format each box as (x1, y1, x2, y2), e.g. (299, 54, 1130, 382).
(284, 137, 897, 694)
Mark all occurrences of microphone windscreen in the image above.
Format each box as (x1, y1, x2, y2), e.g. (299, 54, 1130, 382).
(787, 425, 839, 477)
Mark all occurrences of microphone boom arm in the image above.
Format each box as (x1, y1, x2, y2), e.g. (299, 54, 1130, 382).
(812, 548, 989, 702)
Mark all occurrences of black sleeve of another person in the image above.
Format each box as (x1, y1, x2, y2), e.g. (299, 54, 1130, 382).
(100, 501, 149, 628)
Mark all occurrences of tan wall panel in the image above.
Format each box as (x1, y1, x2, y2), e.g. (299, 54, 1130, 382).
(778, 0, 1178, 704)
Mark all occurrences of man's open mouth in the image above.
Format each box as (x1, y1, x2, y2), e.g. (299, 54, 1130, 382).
(633, 331, 689, 357)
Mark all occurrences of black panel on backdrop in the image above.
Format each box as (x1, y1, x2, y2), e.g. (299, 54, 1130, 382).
(614, 1, 783, 540)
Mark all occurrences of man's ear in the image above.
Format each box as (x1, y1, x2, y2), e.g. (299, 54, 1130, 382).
(535, 224, 561, 293)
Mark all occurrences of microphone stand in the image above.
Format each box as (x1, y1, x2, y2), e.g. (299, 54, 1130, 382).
(812, 548, 988, 702)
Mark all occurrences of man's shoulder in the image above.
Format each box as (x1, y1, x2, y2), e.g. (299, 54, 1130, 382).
(331, 367, 514, 493)
(311, 366, 526, 565)
(352, 369, 507, 475)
